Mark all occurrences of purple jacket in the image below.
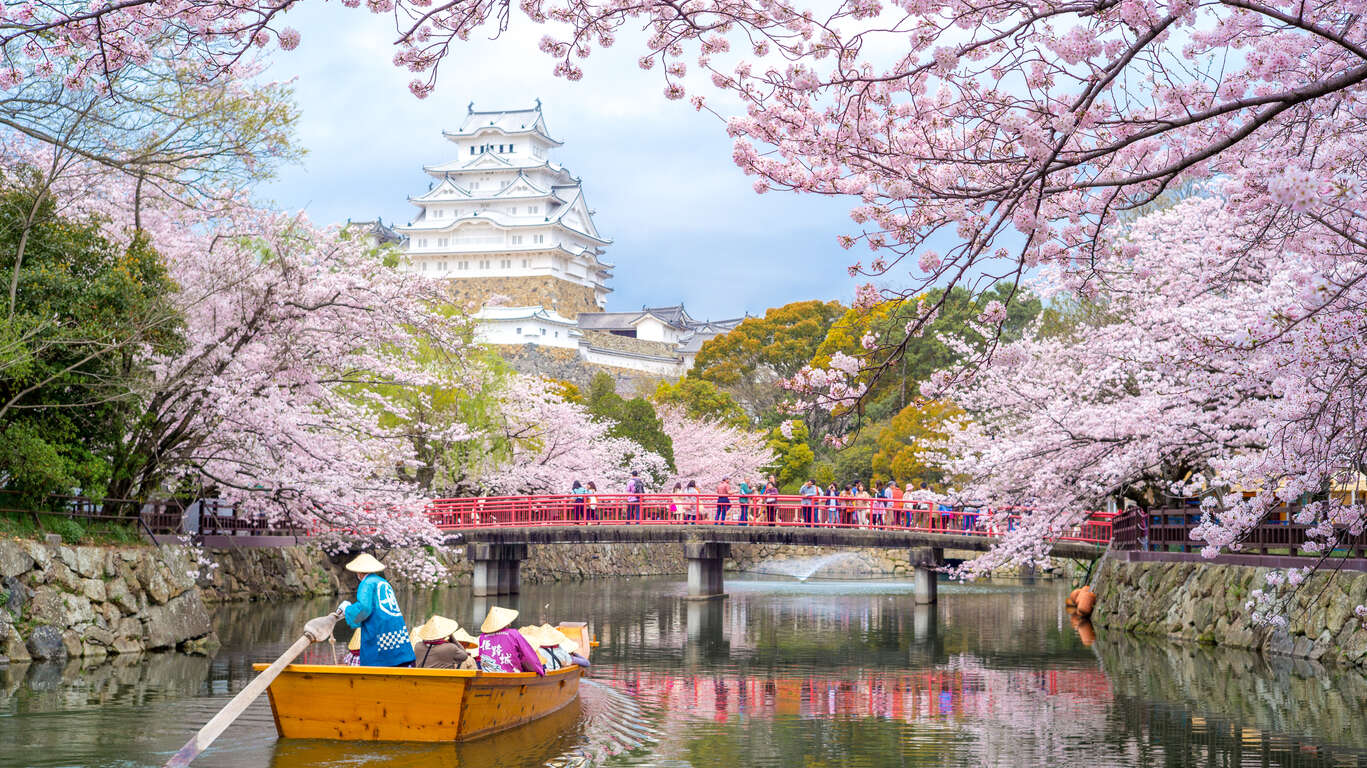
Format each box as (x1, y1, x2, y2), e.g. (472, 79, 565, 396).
(477, 628, 545, 675)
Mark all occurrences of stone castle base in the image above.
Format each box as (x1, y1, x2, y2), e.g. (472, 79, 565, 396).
(444, 275, 600, 316)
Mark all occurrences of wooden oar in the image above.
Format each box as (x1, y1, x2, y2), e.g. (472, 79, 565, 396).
(164, 612, 340, 768)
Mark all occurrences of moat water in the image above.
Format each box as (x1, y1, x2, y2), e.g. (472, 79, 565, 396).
(2, 575, 1364, 767)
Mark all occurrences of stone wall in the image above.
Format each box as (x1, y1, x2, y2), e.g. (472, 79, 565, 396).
(0, 538, 944, 663)
(444, 276, 600, 316)
(578, 330, 680, 359)
(1091, 554, 1367, 667)
(495, 343, 665, 393)
(0, 539, 214, 664)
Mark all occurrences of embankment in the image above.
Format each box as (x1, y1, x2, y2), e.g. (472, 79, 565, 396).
(1091, 554, 1367, 668)
(0, 538, 965, 661)
(0, 539, 214, 664)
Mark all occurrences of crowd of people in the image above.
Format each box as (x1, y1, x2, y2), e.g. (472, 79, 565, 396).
(333, 553, 589, 673)
(560, 474, 957, 529)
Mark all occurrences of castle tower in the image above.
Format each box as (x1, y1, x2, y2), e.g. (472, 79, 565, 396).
(397, 102, 612, 315)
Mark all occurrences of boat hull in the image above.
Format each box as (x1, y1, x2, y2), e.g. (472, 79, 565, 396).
(255, 663, 581, 742)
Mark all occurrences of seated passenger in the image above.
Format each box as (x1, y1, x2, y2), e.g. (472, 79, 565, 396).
(342, 629, 361, 666)
(412, 615, 477, 670)
(535, 624, 580, 669)
(477, 606, 545, 676)
(520, 626, 558, 669)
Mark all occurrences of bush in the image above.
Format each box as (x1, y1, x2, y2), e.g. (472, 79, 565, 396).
(48, 517, 86, 544)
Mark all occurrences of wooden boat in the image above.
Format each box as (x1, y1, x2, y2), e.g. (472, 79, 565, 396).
(256, 622, 593, 743)
(256, 662, 581, 742)
(266, 695, 584, 766)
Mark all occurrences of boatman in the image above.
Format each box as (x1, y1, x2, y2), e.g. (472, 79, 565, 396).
(333, 553, 416, 668)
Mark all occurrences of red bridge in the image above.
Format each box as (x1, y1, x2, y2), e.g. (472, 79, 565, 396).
(426, 493, 1114, 600)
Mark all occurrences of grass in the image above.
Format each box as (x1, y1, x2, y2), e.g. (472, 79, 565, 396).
(0, 510, 145, 546)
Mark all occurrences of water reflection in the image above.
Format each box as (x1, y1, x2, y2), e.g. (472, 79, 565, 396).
(0, 575, 1364, 768)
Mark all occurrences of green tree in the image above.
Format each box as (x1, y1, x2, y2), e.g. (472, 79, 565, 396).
(812, 285, 1043, 425)
(691, 299, 846, 422)
(652, 377, 748, 427)
(0, 178, 181, 505)
(586, 372, 675, 470)
(765, 420, 815, 491)
(870, 399, 964, 489)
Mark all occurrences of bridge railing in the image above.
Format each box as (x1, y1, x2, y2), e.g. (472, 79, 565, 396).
(426, 494, 1115, 544)
(1111, 505, 1367, 556)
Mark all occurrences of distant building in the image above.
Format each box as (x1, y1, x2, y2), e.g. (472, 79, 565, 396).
(382, 102, 742, 377)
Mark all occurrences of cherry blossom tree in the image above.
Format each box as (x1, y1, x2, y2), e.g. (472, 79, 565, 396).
(479, 374, 670, 494)
(658, 405, 773, 489)
(2, 141, 471, 580)
(939, 195, 1366, 581)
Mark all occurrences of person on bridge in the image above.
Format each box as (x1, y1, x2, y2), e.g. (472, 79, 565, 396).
(799, 479, 819, 525)
(626, 471, 644, 523)
(737, 478, 753, 526)
(685, 480, 700, 521)
(715, 477, 731, 523)
(478, 606, 545, 675)
(571, 480, 586, 521)
(335, 553, 416, 668)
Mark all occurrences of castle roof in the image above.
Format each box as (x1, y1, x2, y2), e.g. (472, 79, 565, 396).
(575, 306, 740, 333)
(473, 305, 580, 326)
(444, 101, 563, 146)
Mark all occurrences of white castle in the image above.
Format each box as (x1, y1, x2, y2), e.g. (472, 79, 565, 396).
(371, 102, 741, 377)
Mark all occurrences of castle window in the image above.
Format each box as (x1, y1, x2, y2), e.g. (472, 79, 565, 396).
(516, 327, 522, 334)
(509, 144, 515, 153)
(540, 328, 547, 336)
(521, 259, 529, 268)
(459, 261, 469, 270)
(529, 205, 539, 214)
(438, 261, 448, 271)
(418, 238, 428, 248)
(438, 237, 449, 247)
(500, 259, 512, 269)
(533, 234, 546, 244)
(419, 261, 427, 271)
(510, 235, 523, 245)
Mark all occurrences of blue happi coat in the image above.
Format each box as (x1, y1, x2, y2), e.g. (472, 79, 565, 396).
(343, 573, 415, 667)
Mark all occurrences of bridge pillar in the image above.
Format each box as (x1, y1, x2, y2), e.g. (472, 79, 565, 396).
(685, 541, 730, 600)
(911, 547, 942, 605)
(470, 542, 527, 597)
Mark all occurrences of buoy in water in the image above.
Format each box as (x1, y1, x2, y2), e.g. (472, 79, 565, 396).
(1075, 586, 1096, 617)
(1066, 587, 1082, 607)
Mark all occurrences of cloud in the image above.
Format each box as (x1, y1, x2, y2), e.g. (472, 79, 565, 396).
(260, 7, 862, 317)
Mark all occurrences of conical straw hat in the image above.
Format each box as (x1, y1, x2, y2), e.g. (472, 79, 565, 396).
(518, 625, 545, 645)
(480, 605, 518, 634)
(344, 553, 385, 573)
(453, 627, 479, 647)
(347, 628, 361, 652)
(539, 624, 577, 654)
(415, 615, 461, 643)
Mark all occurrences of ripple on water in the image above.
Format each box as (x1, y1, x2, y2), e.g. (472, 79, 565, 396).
(5, 577, 1367, 768)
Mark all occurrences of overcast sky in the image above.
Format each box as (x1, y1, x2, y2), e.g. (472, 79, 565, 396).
(258, 6, 864, 320)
